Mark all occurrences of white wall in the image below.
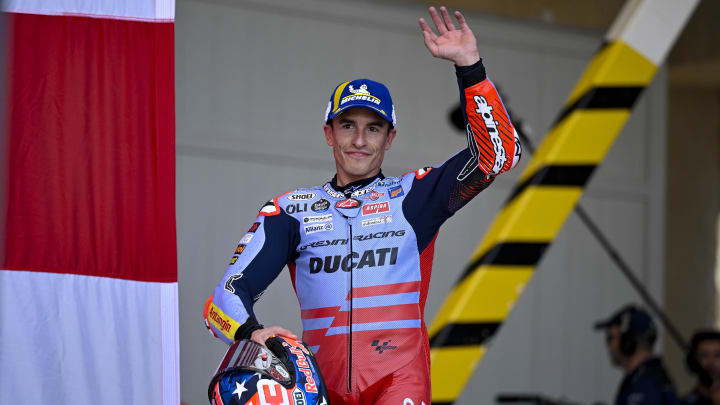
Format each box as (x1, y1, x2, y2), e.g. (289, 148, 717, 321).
(175, 0, 668, 404)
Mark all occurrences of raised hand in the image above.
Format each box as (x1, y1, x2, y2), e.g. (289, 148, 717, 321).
(418, 6, 480, 67)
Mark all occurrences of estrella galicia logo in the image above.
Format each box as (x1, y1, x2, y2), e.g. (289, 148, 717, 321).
(371, 339, 397, 354)
(311, 199, 330, 212)
(388, 186, 404, 199)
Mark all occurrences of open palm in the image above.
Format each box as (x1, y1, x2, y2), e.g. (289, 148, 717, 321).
(419, 6, 480, 67)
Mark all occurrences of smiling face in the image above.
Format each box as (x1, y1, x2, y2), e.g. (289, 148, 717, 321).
(323, 107, 396, 186)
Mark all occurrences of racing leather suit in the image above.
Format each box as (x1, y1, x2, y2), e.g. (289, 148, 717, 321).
(204, 60, 521, 404)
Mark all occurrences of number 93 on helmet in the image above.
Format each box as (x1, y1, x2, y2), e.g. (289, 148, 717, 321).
(208, 336, 330, 405)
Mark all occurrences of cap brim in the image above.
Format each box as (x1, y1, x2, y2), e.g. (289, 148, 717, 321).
(329, 104, 394, 127)
(594, 319, 615, 330)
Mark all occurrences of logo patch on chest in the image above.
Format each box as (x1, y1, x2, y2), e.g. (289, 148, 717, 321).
(362, 201, 389, 216)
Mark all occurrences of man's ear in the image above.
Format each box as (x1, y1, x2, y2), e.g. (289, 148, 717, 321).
(384, 128, 397, 151)
(323, 123, 334, 147)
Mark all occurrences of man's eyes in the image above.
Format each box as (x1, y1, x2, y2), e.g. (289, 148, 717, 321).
(340, 124, 381, 132)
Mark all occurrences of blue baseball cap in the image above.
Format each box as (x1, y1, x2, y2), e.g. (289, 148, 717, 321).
(594, 305, 656, 334)
(324, 78, 396, 127)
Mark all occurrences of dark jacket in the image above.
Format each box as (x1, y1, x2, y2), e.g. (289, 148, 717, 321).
(615, 357, 680, 405)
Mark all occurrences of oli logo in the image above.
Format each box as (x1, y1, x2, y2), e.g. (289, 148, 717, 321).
(285, 203, 307, 214)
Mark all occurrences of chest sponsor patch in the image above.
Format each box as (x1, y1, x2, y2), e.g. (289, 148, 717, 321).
(234, 244, 247, 255)
(239, 233, 254, 244)
(336, 198, 360, 209)
(388, 186, 404, 199)
(303, 214, 332, 224)
(361, 215, 392, 227)
(363, 190, 385, 201)
(248, 222, 260, 233)
(377, 178, 400, 187)
(304, 223, 334, 234)
(288, 192, 316, 201)
(311, 199, 330, 212)
(362, 201, 389, 216)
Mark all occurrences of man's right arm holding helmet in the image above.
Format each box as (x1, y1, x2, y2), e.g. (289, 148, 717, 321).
(204, 197, 300, 346)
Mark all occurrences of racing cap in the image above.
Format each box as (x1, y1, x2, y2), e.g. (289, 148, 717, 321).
(324, 78, 396, 128)
(594, 305, 656, 334)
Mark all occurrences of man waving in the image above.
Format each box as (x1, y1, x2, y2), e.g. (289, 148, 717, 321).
(204, 6, 521, 405)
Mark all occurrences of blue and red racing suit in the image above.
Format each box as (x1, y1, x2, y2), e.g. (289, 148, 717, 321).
(204, 60, 521, 404)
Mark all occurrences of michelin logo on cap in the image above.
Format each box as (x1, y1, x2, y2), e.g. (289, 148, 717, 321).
(324, 78, 396, 127)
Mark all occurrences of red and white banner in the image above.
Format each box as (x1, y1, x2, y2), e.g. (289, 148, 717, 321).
(1, 0, 178, 403)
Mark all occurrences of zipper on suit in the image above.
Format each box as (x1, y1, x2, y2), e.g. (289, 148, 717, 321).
(347, 219, 354, 393)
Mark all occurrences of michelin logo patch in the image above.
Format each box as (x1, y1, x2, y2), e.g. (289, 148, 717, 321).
(305, 223, 334, 234)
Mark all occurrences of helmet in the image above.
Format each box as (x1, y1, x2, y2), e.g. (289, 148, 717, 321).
(208, 336, 329, 405)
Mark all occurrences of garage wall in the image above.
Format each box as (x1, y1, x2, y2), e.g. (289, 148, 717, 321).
(175, 0, 668, 403)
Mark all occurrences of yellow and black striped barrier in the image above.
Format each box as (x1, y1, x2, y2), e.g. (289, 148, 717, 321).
(428, 0, 698, 403)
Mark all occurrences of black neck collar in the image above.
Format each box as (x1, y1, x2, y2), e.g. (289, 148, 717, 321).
(329, 171, 384, 197)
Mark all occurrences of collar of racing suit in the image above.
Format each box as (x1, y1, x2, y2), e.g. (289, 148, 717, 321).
(328, 171, 385, 197)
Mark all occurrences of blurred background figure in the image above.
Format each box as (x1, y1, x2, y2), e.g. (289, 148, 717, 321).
(683, 330, 720, 405)
(595, 305, 680, 405)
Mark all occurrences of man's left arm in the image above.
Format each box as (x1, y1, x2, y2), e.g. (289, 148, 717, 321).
(417, 7, 520, 208)
(402, 7, 521, 246)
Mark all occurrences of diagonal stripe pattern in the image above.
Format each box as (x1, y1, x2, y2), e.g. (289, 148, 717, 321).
(427, 0, 699, 402)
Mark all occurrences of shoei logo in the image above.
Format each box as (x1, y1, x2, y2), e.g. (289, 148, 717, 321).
(288, 192, 316, 201)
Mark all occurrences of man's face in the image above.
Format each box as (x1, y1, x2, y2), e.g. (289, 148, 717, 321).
(323, 107, 396, 185)
(605, 326, 624, 366)
(697, 340, 720, 380)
